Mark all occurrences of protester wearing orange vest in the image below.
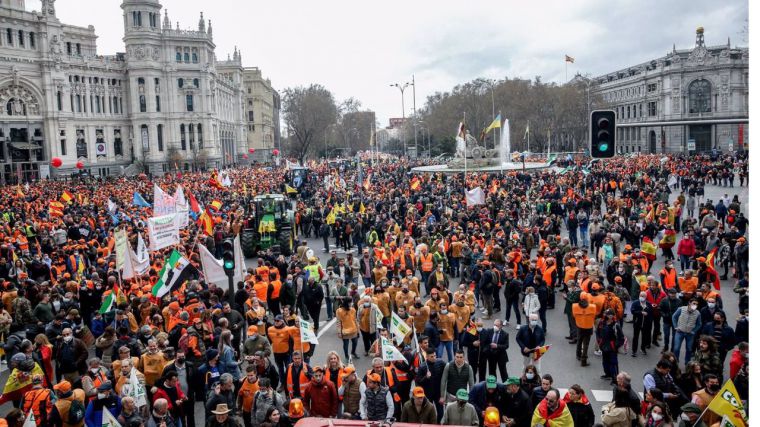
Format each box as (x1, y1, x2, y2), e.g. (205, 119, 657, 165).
(659, 260, 677, 290)
(49, 380, 86, 427)
(267, 315, 293, 383)
(21, 375, 52, 427)
(572, 296, 597, 367)
(418, 247, 434, 295)
(285, 351, 313, 399)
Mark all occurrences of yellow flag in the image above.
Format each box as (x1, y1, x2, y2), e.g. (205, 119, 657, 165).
(285, 184, 297, 194)
(359, 202, 366, 214)
(326, 208, 336, 225)
(705, 380, 747, 427)
(484, 114, 502, 134)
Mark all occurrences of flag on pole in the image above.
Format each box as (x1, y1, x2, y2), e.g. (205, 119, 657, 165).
(210, 200, 223, 211)
(102, 406, 122, 427)
(465, 320, 479, 336)
(640, 237, 657, 261)
(299, 318, 319, 344)
(152, 250, 181, 298)
(705, 380, 747, 427)
(49, 201, 65, 217)
(375, 306, 384, 330)
(705, 247, 721, 290)
(132, 192, 151, 208)
(381, 335, 406, 362)
(533, 344, 552, 361)
(484, 114, 502, 135)
(390, 312, 412, 345)
(410, 177, 421, 191)
(99, 284, 121, 314)
(198, 209, 214, 236)
(565, 54, 575, 63)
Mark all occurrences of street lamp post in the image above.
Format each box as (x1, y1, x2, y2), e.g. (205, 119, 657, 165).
(390, 81, 410, 157)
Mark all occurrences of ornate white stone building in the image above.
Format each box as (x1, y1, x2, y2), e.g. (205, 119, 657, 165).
(243, 67, 280, 162)
(592, 27, 749, 154)
(0, 0, 247, 182)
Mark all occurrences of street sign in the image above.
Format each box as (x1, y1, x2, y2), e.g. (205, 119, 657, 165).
(687, 139, 696, 151)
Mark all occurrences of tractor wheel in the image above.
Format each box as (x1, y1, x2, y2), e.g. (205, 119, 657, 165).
(278, 229, 294, 256)
(241, 229, 257, 258)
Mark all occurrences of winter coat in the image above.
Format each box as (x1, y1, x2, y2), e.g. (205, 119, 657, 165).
(400, 398, 437, 424)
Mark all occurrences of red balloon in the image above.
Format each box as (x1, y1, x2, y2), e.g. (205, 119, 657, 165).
(248, 148, 255, 154)
(242, 154, 249, 159)
(76, 161, 84, 169)
(51, 157, 62, 168)
(272, 149, 280, 156)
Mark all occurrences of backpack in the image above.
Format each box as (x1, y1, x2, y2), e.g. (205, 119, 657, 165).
(67, 399, 86, 425)
(179, 329, 205, 357)
(167, 325, 185, 349)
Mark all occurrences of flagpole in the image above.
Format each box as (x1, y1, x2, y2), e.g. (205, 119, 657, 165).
(463, 112, 467, 201)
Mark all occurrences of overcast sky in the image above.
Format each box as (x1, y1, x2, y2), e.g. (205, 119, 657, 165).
(34, 0, 748, 127)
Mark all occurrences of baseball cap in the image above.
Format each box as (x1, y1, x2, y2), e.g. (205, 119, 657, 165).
(486, 375, 497, 389)
(368, 373, 381, 383)
(505, 377, 520, 386)
(413, 387, 425, 398)
(680, 403, 702, 414)
(456, 389, 470, 400)
(343, 366, 355, 377)
(53, 380, 72, 394)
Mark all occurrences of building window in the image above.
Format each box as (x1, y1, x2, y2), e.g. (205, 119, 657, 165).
(56, 91, 63, 111)
(139, 95, 146, 112)
(114, 129, 123, 156)
(137, 11, 142, 26)
(60, 130, 67, 156)
(197, 123, 203, 149)
(186, 95, 193, 112)
(76, 43, 81, 55)
(248, 111, 254, 122)
(639, 104, 643, 117)
(184, 52, 189, 63)
(180, 124, 186, 150)
(17, 30, 23, 47)
(176, 51, 182, 62)
(178, 78, 184, 88)
(192, 52, 198, 63)
(688, 79, 712, 113)
(75, 95, 82, 112)
(155, 96, 161, 112)
(189, 124, 195, 150)
(140, 124, 149, 153)
(193, 78, 199, 88)
(647, 83, 657, 92)
(6, 28, 12, 45)
(626, 105, 630, 119)
(648, 101, 657, 116)
(157, 124, 164, 151)
(95, 95, 101, 113)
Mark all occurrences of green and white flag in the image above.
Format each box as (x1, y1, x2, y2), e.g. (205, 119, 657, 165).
(99, 285, 121, 314)
(129, 367, 147, 408)
(375, 306, 384, 330)
(152, 250, 196, 298)
(102, 407, 122, 427)
(299, 318, 319, 344)
(381, 335, 406, 362)
(390, 312, 412, 345)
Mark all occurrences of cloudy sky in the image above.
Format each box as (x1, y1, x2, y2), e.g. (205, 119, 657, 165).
(35, 0, 748, 126)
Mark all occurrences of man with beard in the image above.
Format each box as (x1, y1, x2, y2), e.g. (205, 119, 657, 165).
(530, 389, 573, 427)
(500, 377, 532, 427)
(690, 374, 722, 426)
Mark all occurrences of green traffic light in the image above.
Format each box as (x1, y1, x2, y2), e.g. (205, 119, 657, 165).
(599, 143, 609, 152)
(224, 260, 234, 269)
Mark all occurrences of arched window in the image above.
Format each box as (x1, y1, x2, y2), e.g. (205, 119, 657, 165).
(193, 78, 199, 88)
(6, 98, 26, 116)
(176, 51, 182, 62)
(689, 79, 711, 113)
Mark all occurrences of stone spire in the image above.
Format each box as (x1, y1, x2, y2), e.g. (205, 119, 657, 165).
(163, 9, 170, 29)
(207, 20, 213, 39)
(198, 12, 205, 32)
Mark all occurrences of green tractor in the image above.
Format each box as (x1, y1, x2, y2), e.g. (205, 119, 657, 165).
(241, 194, 296, 258)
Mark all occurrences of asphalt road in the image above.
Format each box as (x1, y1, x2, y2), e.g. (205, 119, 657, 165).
(0, 180, 747, 423)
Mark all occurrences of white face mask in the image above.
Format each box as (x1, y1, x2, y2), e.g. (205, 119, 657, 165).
(680, 413, 691, 421)
(639, 297, 646, 303)
(63, 336, 73, 343)
(707, 302, 716, 309)
(651, 413, 663, 422)
(689, 304, 698, 311)
(526, 373, 535, 380)
(97, 393, 106, 399)
(530, 320, 539, 327)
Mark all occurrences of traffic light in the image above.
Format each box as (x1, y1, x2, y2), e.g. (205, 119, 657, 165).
(590, 110, 616, 158)
(222, 238, 235, 274)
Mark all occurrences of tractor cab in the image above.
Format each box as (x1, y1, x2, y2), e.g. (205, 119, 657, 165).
(241, 194, 295, 258)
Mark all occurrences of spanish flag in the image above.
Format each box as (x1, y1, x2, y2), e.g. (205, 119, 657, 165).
(533, 344, 552, 361)
(49, 201, 64, 217)
(410, 177, 421, 191)
(15, 186, 24, 198)
(705, 247, 721, 290)
(198, 209, 214, 235)
(465, 320, 479, 336)
(210, 200, 222, 211)
(60, 190, 74, 204)
(640, 237, 657, 261)
(705, 380, 747, 427)
(0, 363, 46, 405)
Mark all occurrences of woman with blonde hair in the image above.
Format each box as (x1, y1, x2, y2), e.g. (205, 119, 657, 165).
(324, 351, 348, 390)
(33, 334, 54, 385)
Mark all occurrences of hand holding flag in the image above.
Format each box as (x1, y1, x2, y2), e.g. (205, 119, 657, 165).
(533, 344, 551, 361)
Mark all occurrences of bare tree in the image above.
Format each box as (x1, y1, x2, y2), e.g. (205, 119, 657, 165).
(282, 84, 339, 163)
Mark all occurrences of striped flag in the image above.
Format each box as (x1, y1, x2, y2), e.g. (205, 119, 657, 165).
(60, 191, 74, 204)
(152, 250, 197, 298)
(705, 247, 721, 290)
(49, 201, 65, 217)
(533, 344, 552, 361)
(565, 54, 575, 63)
(99, 284, 121, 314)
(210, 200, 222, 211)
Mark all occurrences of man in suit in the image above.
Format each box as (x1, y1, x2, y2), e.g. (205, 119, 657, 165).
(515, 314, 546, 370)
(479, 319, 509, 381)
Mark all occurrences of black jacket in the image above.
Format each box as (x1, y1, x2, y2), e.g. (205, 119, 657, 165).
(479, 328, 509, 358)
(565, 399, 595, 427)
(515, 325, 545, 354)
(500, 388, 532, 427)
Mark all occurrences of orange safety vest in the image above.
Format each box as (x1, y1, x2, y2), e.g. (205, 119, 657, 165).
(543, 266, 556, 287)
(563, 266, 579, 284)
(420, 254, 433, 272)
(270, 280, 282, 299)
(253, 281, 268, 302)
(256, 266, 270, 282)
(22, 388, 51, 426)
(286, 363, 311, 398)
(660, 268, 677, 289)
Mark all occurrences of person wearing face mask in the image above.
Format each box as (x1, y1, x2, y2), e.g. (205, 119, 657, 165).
(84, 382, 122, 427)
(677, 402, 707, 427)
(671, 299, 703, 363)
(643, 402, 673, 427)
(395, 282, 417, 311)
(630, 291, 652, 357)
(357, 296, 379, 357)
(162, 349, 197, 426)
(516, 314, 546, 370)
(441, 389, 479, 426)
(81, 357, 110, 401)
(53, 327, 88, 384)
(596, 309, 624, 383)
(372, 284, 391, 328)
(690, 374, 722, 426)
(437, 302, 456, 361)
(138, 339, 165, 389)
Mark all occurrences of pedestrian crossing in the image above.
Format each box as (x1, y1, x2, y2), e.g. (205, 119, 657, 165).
(555, 388, 644, 403)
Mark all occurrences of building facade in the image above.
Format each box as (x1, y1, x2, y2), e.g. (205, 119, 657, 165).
(0, 0, 247, 182)
(592, 27, 749, 154)
(242, 67, 280, 162)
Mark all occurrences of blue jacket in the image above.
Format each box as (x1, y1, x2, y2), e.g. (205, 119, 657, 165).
(84, 395, 122, 427)
(468, 381, 506, 414)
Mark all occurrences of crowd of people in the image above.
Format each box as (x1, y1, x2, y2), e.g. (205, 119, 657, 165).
(0, 151, 749, 427)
